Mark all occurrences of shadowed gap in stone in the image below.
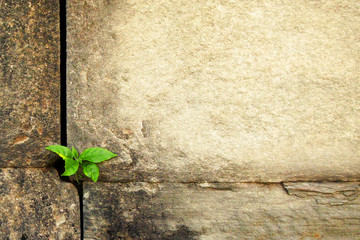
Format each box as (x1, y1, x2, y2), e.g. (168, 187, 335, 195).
(53, 0, 68, 181)
(60, 0, 67, 147)
(56, 0, 85, 239)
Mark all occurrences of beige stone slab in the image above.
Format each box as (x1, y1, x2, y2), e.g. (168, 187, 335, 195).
(83, 182, 360, 240)
(0, 0, 60, 167)
(0, 168, 80, 239)
(68, 0, 360, 182)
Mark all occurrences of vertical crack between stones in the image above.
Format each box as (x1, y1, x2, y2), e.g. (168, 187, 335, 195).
(78, 182, 84, 240)
(58, 0, 84, 239)
(53, 0, 67, 177)
(53, 0, 68, 179)
(60, 0, 67, 147)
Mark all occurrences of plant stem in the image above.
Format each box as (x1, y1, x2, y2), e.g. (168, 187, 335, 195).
(75, 172, 80, 184)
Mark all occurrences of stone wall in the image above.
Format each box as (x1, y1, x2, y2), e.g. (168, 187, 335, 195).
(68, 0, 360, 183)
(84, 182, 360, 239)
(67, 0, 360, 239)
(1, 0, 61, 167)
(0, 1, 80, 239)
(1, 0, 359, 239)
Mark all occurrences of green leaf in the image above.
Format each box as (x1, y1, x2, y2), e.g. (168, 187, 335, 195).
(72, 147, 79, 159)
(62, 158, 79, 176)
(82, 162, 99, 182)
(46, 145, 73, 160)
(79, 147, 117, 163)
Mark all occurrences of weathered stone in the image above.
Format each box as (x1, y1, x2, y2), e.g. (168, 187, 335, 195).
(0, 168, 80, 240)
(284, 182, 360, 205)
(84, 182, 360, 239)
(68, 0, 360, 182)
(0, 0, 60, 167)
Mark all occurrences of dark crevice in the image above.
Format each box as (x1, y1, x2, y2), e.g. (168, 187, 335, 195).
(280, 182, 290, 195)
(78, 182, 84, 240)
(56, 0, 84, 239)
(60, 0, 67, 147)
(53, 0, 68, 182)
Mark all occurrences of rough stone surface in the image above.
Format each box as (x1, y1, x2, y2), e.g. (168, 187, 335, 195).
(284, 182, 360, 206)
(68, 0, 360, 182)
(0, 168, 80, 240)
(0, 0, 60, 167)
(84, 182, 360, 240)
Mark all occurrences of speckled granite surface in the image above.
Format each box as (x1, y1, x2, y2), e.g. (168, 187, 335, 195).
(0, 168, 80, 240)
(0, 0, 60, 167)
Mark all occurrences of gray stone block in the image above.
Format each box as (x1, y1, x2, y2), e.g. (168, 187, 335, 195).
(0, 168, 80, 239)
(0, 0, 60, 167)
(83, 182, 360, 240)
(68, 0, 360, 182)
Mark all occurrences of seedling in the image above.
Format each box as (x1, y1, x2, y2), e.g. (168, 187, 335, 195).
(46, 145, 117, 182)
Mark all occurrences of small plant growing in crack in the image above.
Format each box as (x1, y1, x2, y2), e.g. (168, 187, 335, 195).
(46, 145, 117, 182)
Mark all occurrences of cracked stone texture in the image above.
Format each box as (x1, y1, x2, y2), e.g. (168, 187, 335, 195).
(68, 0, 360, 182)
(84, 182, 360, 240)
(0, 0, 60, 167)
(0, 168, 80, 240)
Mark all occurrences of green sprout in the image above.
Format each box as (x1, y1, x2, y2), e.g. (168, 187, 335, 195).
(46, 145, 117, 182)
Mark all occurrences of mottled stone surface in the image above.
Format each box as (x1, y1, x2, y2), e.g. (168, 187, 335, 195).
(68, 0, 360, 182)
(0, 168, 80, 240)
(84, 182, 360, 240)
(0, 0, 60, 167)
